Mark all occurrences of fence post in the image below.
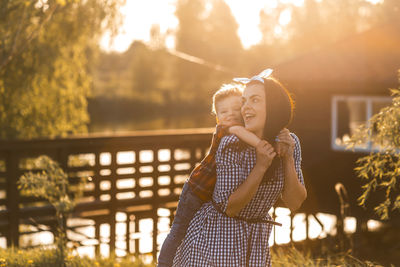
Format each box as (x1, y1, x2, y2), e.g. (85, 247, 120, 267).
(109, 150, 117, 254)
(305, 212, 309, 241)
(152, 148, 160, 262)
(134, 216, 140, 258)
(290, 212, 294, 242)
(5, 151, 19, 247)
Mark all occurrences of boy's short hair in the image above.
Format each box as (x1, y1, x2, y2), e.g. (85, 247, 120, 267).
(212, 83, 244, 115)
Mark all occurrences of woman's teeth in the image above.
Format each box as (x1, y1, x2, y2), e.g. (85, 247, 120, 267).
(245, 114, 254, 120)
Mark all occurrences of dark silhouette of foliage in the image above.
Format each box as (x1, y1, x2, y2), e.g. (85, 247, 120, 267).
(347, 76, 400, 220)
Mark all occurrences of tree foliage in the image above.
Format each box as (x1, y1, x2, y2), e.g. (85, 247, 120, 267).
(347, 78, 400, 220)
(0, 0, 124, 140)
(173, 0, 241, 104)
(4, 0, 398, 136)
(93, 0, 243, 111)
(247, 0, 394, 71)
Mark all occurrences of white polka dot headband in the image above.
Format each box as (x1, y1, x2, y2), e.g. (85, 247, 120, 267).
(233, 68, 273, 84)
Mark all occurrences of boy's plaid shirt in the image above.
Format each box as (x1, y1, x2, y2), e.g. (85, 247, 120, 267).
(187, 125, 230, 201)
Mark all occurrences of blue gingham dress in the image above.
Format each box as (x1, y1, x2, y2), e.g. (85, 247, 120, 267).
(173, 133, 304, 267)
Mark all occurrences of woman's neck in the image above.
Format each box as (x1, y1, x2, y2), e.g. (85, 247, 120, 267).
(254, 129, 263, 139)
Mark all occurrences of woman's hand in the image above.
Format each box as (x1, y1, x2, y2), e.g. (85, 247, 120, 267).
(226, 139, 276, 217)
(255, 140, 276, 171)
(275, 128, 295, 161)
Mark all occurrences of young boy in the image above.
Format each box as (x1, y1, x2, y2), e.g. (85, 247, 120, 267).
(157, 84, 261, 267)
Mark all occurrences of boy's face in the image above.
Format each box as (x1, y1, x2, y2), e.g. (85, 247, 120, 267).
(216, 95, 243, 126)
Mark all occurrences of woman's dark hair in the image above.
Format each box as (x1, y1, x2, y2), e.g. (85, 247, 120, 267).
(247, 77, 294, 183)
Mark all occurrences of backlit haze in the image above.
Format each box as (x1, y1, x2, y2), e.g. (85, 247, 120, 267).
(100, 0, 384, 53)
(100, 0, 305, 52)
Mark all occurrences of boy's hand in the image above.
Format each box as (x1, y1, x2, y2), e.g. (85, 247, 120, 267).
(255, 140, 276, 171)
(275, 128, 295, 160)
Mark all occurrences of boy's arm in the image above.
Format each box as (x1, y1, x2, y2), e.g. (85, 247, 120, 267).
(228, 125, 261, 147)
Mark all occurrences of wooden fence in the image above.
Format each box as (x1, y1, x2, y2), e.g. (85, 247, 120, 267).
(0, 129, 321, 261)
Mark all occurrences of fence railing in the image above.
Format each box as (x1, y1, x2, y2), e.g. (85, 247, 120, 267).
(0, 129, 321, 261)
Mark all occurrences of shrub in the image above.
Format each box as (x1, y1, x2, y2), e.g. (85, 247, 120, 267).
(18, 155, 86, 265)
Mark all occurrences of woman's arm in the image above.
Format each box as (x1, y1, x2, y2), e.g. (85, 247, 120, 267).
(228, 125, 261, 147)
(225, 140, 275, 217)
(281, 157, 307, 212)
(277, 129, 307, 212)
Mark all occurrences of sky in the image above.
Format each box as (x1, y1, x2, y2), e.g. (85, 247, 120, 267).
(100, 0, 383, 53)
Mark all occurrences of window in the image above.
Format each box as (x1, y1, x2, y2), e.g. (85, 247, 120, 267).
(331, 95, 392, 152)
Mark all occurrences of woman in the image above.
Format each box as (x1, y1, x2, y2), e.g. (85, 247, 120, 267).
(172, 72, 307, 266)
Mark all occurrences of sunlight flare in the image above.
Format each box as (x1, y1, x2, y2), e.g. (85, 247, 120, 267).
(366, 0, 384, 4)
(279, 9, 292, 26)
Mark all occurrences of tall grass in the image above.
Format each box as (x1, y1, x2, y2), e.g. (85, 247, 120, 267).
(0, 247, 154, 267)
(0, 245, 390, 266)
(271, 246, 385, 267)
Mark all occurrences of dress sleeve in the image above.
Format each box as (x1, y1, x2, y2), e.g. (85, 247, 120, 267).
(214, 135, 246, 212)
(290, 133, 305, 186)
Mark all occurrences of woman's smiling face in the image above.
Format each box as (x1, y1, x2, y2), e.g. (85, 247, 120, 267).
(241, 83, 266, 138)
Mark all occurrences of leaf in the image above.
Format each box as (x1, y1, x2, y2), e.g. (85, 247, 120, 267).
(374, 199, 391, 220)
(392, 195, 400, 211)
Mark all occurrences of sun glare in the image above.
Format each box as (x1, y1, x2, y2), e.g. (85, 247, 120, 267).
(265, 0, 279, 9)
(101, 0, 311, 52)
(100, 0, 178, 52)
(280, 0, 304, 7)
(274, 26, 283, 36)
(366, 0, 384, 4)
(100, 0, 384, 52)
(279, 9, 292, 26)
(225, 0, 267, 48)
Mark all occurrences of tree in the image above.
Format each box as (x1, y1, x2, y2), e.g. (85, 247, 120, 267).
(128, 41, 167, 104)
(288, 0, 376, 51)
(174, 0, 242, 104)
(0, 0, 124, 140)
(347, 74, 400, 220)
(257, 0, 386, 63)
(203, 0, 242, 67)
(377, 0, 400, 22)
(174, 0, 210, 103)
(202, 0, 243, 86)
